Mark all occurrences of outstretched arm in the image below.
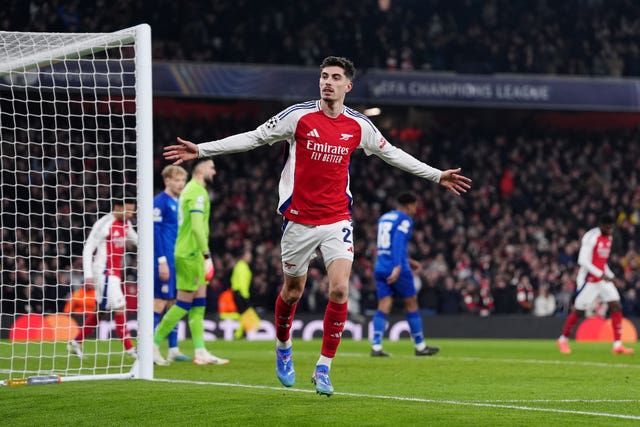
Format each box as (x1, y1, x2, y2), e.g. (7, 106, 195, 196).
(164, 137, 199, 165)
(439, 168, 472, 196)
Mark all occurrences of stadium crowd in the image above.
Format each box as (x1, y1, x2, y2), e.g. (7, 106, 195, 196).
(2, 105, 640, 320)
(3, 0, 640, 77)
(157, 108, 640, 320)
(1, 0, 640, 321)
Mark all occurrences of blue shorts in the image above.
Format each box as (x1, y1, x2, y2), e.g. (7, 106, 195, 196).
(154, 262, 177, 300)
(374, 270, 417, 300)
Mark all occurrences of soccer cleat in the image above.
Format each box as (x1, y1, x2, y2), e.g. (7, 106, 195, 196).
(371, 349, 391, 357)
(557, 339, 571, 354)
(612, 345, 634, 355)
(67, 340, 85, 359)
(125, 347, 138, 359)
(276, 347, 296, 387)
(193, 349, 229, 365)
(153, 345, 170, 366)
(167, 348, 192, 362)
(311, 365, 334, 397)
(415, 346, 440, 356)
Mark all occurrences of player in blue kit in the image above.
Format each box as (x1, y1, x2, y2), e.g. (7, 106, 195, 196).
(153, 165, 190, 365)
(371, 192, 440, 357)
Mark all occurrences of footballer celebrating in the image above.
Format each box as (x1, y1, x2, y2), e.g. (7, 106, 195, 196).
(163, 56, 471, 395)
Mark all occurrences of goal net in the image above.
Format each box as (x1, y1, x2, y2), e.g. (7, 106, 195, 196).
(0, 24, 153, 384)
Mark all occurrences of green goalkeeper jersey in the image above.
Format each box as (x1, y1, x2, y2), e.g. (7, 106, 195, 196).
(175, 178, 210, 258)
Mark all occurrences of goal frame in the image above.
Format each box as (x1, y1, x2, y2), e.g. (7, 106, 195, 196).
(0, 24, 153, 382)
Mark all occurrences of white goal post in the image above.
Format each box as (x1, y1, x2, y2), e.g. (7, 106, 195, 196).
(0, 24, 153, 383)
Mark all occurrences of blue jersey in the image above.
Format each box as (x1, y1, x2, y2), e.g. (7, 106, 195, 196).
(374, 209, 413, 276)
(153, 191, 179, 299)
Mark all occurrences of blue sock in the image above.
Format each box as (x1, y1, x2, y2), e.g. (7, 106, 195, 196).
(168, 325, 178, 349)
(372, 310, 387, 347)
(406, 311, 424, 346)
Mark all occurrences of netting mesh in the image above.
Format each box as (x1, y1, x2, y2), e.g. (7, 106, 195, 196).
(0, 28, 142, 381)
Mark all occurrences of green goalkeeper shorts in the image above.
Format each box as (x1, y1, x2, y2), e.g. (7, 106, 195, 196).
(175, 254, 205, 292)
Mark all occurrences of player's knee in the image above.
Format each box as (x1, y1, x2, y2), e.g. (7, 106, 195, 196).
(281, 286, 304, 304)
(329, 284, 348, 303)
(405, 296, 419, 312)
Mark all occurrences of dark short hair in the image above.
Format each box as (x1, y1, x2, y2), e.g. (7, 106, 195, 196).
(320, 56, 356, 80)
(113, 197, 136, 208)
(192, 157, 214, 172)
(114, 197, 136, 205)
(599, 213, 614, 225)
(397, 192, 417, 205)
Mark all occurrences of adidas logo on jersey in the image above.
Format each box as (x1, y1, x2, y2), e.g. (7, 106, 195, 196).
(307, 128, 320, 138)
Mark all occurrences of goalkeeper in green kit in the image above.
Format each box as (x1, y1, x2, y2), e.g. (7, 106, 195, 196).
(153, 158, 229, 365)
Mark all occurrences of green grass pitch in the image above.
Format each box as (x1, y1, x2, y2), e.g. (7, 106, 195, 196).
(2, 338, 639, 426)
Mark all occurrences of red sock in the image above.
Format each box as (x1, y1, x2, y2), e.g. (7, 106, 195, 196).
(611, 310, 623, 341)
(561, 311, 579, 338)
(275, 294, 298, 343)
(321, 300, 348, 358)
(114, 313, 133, 350)
(76, 313, 98, 343)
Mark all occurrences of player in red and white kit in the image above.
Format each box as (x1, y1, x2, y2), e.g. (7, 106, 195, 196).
(163, 56, 471, 395)
(557, 214, 634, 355)
(67, 199, 138, 359)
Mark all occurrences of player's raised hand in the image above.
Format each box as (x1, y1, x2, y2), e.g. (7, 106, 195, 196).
(164, 137, 199, 165)
(439, 168, 472, 196)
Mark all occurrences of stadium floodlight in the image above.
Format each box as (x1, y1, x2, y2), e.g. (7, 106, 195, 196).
(0, 24, 153, 383)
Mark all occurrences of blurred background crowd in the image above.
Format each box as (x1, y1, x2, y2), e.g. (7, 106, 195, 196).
(1, 0, 639, 322)
(3, 0, 640, 76)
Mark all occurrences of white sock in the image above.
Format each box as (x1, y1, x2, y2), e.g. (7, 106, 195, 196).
(276, 339, 292, 351)
(317, 355, 332, 369)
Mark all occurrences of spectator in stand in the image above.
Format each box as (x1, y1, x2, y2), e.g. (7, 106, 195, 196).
(622, 288, 640, 318)
(492, 276, 518, 314)
(533, 283, 556, 317)
(438, 276, 462, 314)
(461, 279, 494, 317)
(516, 276, 535, 314)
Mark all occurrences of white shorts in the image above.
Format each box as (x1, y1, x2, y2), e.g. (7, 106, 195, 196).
(574, 280, 620, 311)
(281, 219, 354, 277)
(95, 274, 126, 311)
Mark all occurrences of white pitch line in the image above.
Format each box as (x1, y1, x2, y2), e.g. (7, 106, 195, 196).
(337, 352, 640, 369)
(478, 399, 640, 403)
(152, 378, 640, 421)
(438, 356, 640, 369)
